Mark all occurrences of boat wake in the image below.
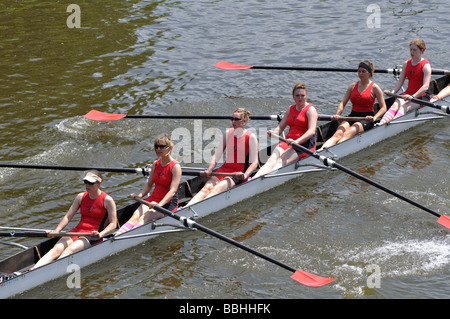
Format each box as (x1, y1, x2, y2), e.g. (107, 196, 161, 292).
(333, 235, 450, 297)
(0, 141, 74, 181)
(56, 116, 153, 142)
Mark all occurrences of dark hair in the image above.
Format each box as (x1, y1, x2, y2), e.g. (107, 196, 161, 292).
(358, 60, 375, 77)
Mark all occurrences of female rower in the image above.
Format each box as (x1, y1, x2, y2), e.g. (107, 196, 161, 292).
(379, 38, 432, 124)
(185, 108, 259, 206)
(318, 60, 386, 150)
(31, 170, 117, 269)
(253, 81, 318, 177)
(115, 134, 181, 235)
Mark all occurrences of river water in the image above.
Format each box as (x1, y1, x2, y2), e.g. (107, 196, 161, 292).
(0, 0, 449, 300)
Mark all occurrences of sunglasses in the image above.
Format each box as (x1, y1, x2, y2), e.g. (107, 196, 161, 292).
(83, 180, 97, 185)
(231, 117, 242, 122)
(154, 144, 169, 150)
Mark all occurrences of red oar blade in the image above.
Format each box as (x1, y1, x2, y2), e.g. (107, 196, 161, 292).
(214, 61, 254, 70)
(84, 110, 127, 121)
(437, 215, 450, 229)
(291, 270, 335, 287)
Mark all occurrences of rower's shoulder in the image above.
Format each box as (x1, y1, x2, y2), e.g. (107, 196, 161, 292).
(371, 81, 381, 89)
(347, 82, 358, 91)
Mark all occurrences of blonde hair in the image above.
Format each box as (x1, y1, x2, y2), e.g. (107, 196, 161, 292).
(233, 107, 251, 121)
(154, 133, 174, 148)
(292, 81, 307, 96)
(409, 38, 426, 52)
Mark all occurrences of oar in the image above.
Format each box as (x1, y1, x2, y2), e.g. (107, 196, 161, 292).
(215, 61, 450, 75)
(318, 115, 369, 122)
(84, 109, 281, 121)
(182, 170, 240, 177)
(134, 197, 336, 287)
(272, 134, 450, 229)
(0, 226, 50, 232)
(0, 163, 224, 177)
(84, 109, 362, 122)
(0, 231, 94, 238)
(385, 92, 450, 114)
(0, 163, 149, 175)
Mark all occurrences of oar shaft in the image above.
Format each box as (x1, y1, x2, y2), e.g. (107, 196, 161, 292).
(326, 160, 441, 218)
(0, 163, 146, 174)
(0, 231, 94, 238)
(125, 114, 279, 121)
(48, 232, 94, 237)
(253, 66, 449, 75)
(252, 65, 394, 73)
(184, 217, 296, 273)
(133, 198, 335, 287)
(134, 198, 295, 273)
(318, 115, 368, 122)
(273, 134, 443, 220)
(0, 231, 48, 238)
(0, 226, 48, 232)
(216, 61, 449, 75)
(386, 92, 450, 114)
(182, 170, 238, 177)
(85, 109, 283, 121)
(0, 163, 240, 177)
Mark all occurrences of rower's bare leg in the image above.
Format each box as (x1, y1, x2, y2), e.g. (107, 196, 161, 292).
(204, 178, 235, 199)
(140, 208, 165, 224)
(269, 148, 298, 172)
(185, 177, 220, 206)
(254, 147, 283, 177)
(58, 237, 91, 259)
(339, 123, 363, 143)
(404, 101, 421, 114)
(31, 237, 72, 269)
(115, 204, 150, 235)
(319, 122, 348, 150)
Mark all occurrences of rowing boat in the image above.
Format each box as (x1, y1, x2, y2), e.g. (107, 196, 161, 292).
(0, 75, 448, 298)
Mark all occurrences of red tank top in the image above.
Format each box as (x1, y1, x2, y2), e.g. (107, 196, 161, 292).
(148, 159, 179, 203)
(286, 104, 315, 140)
(404, 58, 430, 96)
(222, 128, 253, 171)
(350, 81, 375, 113)
(71, 192, 108, 233)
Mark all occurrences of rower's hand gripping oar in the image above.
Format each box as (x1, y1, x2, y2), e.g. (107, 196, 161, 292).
(385, 92, 450, 114)
(134, 197, 335, 287)
(272, 134, 450, 229)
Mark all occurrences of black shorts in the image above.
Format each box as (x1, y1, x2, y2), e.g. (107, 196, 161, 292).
(347, 111, 375, 131)
(163, 192, 179, 211)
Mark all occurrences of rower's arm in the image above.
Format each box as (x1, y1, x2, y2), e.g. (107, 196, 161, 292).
(100, 195, 117, 237)
(54, 193, 83, 232)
